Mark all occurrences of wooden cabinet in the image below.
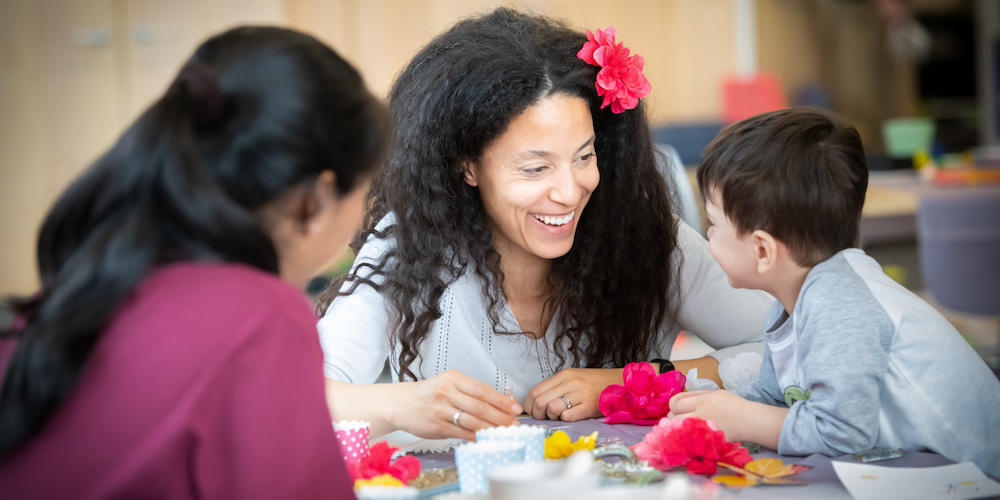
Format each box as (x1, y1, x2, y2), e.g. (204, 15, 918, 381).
(287, 0, 745, 121)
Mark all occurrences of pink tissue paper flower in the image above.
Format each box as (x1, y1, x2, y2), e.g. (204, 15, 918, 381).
(599, 361, 686, 425)
(347, 442, 421, 486)
(576, 27, 652, 114)
(632, 417, 752, 476)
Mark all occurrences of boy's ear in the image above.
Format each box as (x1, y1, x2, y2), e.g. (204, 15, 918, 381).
(461, 160, 478, 187)
(751, 229, 778, 274)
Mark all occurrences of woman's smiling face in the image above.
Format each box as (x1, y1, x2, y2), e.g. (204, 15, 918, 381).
(463, 94, 599, 265)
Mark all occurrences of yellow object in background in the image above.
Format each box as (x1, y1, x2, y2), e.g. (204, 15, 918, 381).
(913, 150, 932, 170)
(882, 265, 907, 287)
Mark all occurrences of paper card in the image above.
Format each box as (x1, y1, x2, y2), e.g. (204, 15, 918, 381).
(369, 430, 466, 454)
(832, 460, 1000, 500)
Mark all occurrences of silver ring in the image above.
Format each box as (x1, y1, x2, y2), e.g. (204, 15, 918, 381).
(559, 395, 572, 409)
(452, 410, 463, 426)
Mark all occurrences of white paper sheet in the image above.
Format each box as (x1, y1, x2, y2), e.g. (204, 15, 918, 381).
(370, 430, 467, 454)
(832, 460, 1000, 500)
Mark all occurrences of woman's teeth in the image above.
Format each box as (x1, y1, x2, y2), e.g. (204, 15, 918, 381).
(533, 211, 574, 226)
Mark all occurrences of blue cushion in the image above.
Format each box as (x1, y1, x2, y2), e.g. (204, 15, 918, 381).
(651, 123, 724, 167)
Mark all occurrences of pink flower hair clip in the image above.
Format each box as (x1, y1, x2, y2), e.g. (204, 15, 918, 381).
(577, 27, 652, 114)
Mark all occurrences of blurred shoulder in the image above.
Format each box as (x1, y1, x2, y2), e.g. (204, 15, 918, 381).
(139, 262, 310, 314)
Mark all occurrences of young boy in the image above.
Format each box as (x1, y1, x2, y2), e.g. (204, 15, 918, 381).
(668, 107, 1000, 477)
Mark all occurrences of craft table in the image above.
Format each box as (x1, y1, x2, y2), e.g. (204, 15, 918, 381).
(414, 417, 995, 499)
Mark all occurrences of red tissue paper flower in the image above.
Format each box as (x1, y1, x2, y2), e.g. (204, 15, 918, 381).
(632, 417, 752, 476)
(347, 442, 421, 485)
(576, 27, 652, 114)
(599, 361, 686, 425)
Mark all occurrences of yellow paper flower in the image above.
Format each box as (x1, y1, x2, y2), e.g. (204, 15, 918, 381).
(544, 431, 598, 459)
(746, 458, 797, 478)
(713, 475, 758, 489)
(354, 473, 405, 490)
(712, 458, 811, 488)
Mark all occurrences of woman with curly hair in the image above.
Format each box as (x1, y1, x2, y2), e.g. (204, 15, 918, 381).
(318, 8, 772, 440)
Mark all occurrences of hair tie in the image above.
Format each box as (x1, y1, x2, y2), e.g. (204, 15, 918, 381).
(173, 62, 227, 127)
(576, 27, 651, 114)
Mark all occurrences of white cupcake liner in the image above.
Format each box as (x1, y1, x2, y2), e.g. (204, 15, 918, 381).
(355, 485, 419, 500)
(333, 420, 370, 432)
(475, 425, 546, 463)
(454, 440, 525, 455)
(475, 425, 546, 439)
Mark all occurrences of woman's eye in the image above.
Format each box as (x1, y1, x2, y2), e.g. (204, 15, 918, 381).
(579, 153, 595, 162)
(522, 166, 546, 175)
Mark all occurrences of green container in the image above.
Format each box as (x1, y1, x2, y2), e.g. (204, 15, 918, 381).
(882, 117, 935, 158)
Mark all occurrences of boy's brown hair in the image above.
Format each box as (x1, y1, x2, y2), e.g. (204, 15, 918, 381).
(697, 107, 868, 267)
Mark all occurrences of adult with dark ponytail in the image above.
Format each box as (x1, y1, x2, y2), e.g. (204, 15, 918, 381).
(0, 26, 388, 497)
(317, 8, 772, 441)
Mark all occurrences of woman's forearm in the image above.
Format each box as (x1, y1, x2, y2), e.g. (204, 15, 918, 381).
(668, 357, 721, 386)
(325, 378, 399, 437)
(325, 372, 523, 440)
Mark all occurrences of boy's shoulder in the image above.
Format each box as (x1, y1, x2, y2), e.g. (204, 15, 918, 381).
(804, 249, 914, 305)
(797, 248, 955, 342)
(796, 250, 899, 328)
(799, 249, 877, 301)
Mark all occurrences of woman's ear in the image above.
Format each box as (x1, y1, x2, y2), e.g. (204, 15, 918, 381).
(461, 160, 478, 187)
(293, 170, 338, 234)
(313, 170, 338, 203)
(751, 229, 778, 274)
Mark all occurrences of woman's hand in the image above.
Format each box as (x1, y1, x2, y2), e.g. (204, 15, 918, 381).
(667, 390, 786, 449)
(523, 367, 623, 422)
(387, 371, 522, 441)
(326, 371, 522, 441)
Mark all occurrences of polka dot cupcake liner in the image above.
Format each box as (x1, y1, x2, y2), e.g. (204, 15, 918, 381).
(476, 425, 547, 463)
(333, 420, 370, 465)
(454, 440, 525, 494)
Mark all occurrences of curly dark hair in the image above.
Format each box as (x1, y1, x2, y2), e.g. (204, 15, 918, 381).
(317, 8, 679, 381)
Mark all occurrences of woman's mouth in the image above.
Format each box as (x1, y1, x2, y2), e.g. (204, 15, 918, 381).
(531, 211, 575, 226)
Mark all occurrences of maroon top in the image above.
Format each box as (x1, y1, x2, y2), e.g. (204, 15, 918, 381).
(0, 263, 355, 499)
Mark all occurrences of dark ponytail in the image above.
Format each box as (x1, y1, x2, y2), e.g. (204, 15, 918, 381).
(0, 26, 388, 454)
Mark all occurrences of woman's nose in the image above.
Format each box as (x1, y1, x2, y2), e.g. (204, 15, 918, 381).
(548, 165, 584, 205)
